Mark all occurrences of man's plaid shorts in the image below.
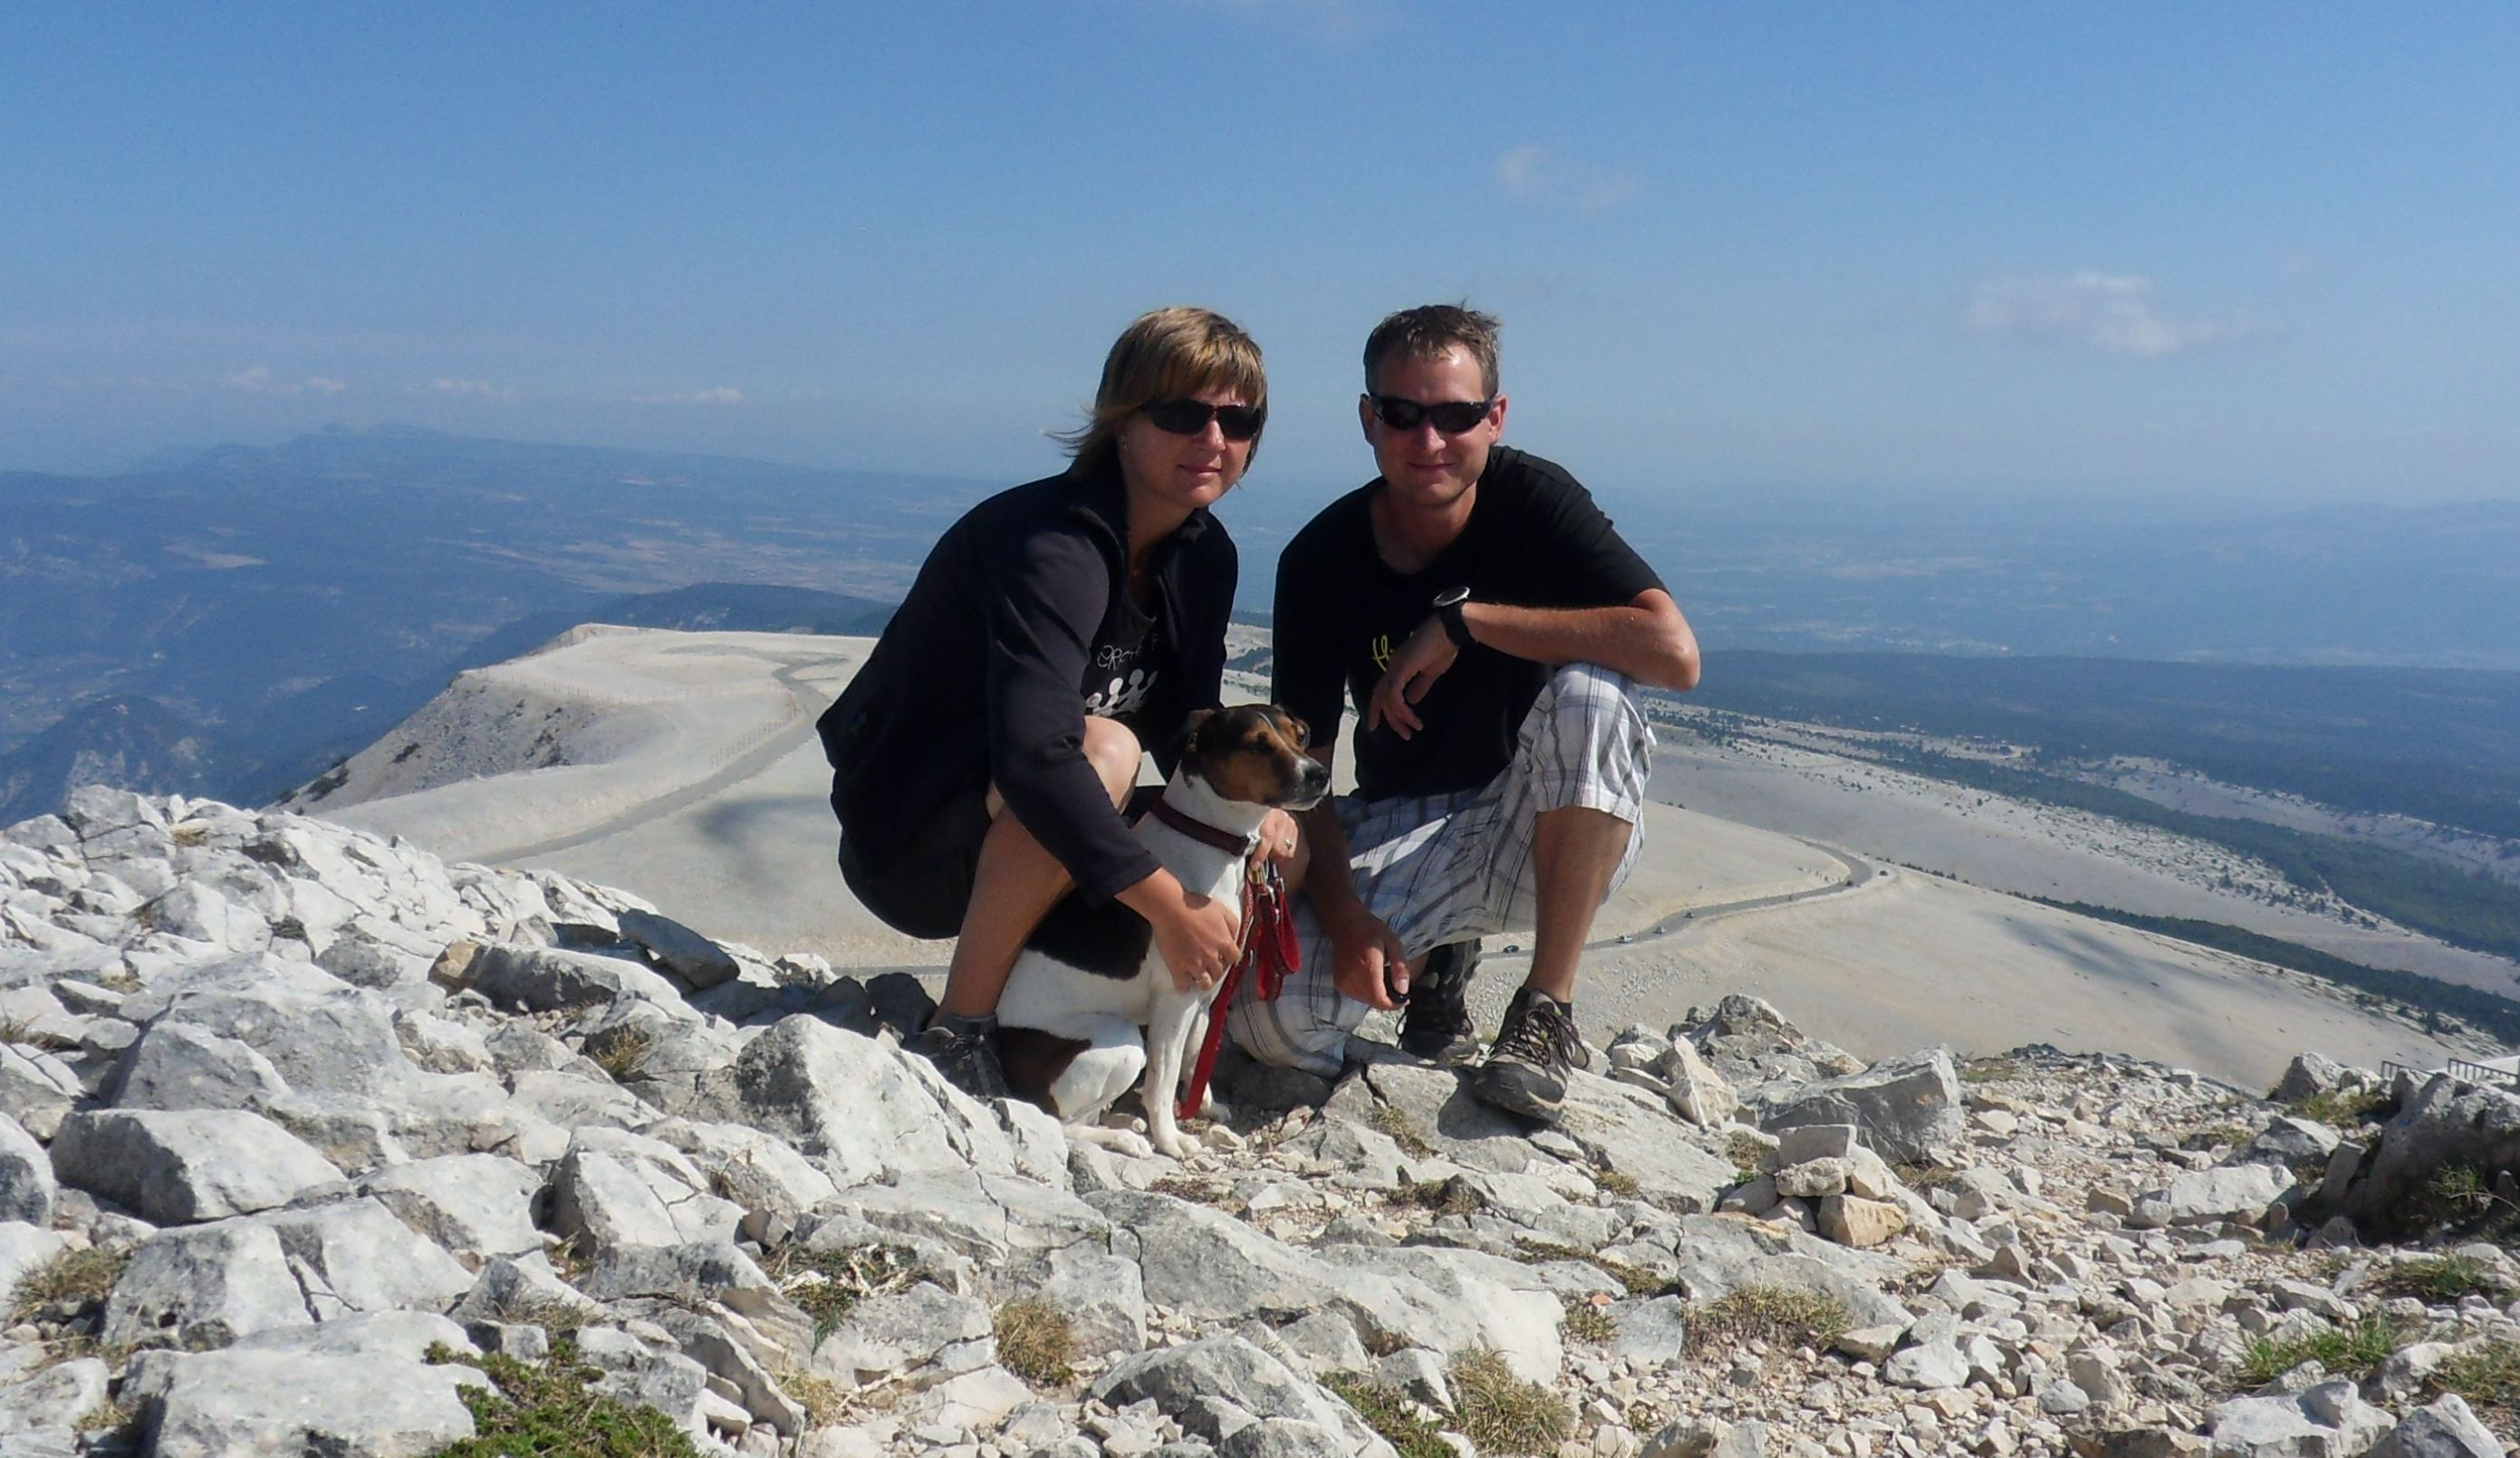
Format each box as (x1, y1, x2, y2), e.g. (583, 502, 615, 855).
(1225, 663, 1653, 1076)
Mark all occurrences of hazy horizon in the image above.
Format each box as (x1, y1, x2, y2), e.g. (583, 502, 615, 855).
(5, 7, 2517, 506)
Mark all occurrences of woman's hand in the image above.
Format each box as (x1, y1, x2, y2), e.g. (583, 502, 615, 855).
(1255, 809, 1301, 869)
(1120, 868, 1245, 993)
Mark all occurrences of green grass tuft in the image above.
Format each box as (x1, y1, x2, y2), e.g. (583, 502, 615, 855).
(2233, 1319, 2407, 1386)
(1370, 1102, 1438, 1159)
(994, 1297, 1075, 1386)
(2371, 1254, 2504, 1303)
(1325, 1375, 1454, 1458)
(1563, 1302, 1618, 1344)
(1593, 1166, 1640, 1200)
(1506, 1237, 1676, 1298)
(765, 1242, 922, 1348)
(424, 1338, 705, 1457)
(1390, 1178, 1477, 1218)
(8, 1245, 130, 1325)
(585, 1024, 656, 1083)
(2292, 1087, 2388, 1127)
(1683, 1285, 1851, 1355)
(2412, 1164, 2489, 1230)
(2428, 1339, 2520, 1427)
(1448, 1346, 1573, 1456)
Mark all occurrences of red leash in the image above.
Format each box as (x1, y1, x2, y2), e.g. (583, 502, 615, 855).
(1177, 858, 1299, 1122)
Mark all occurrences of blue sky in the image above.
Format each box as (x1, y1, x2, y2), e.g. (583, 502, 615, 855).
(5, 4, 2515, 504)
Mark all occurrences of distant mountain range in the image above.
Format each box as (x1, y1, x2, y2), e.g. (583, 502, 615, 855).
(0, 579, 893, 825)
(5, 423, 2518, 822)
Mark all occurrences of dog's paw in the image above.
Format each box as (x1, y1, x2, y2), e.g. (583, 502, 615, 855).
(1072, 1126, 1156, 1160)
(1149, 1129, 1197, 1162)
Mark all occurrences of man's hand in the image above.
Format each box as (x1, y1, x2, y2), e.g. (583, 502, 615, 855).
(1255, 808, 1301, 869)
(1364, 617, 1457, 741)
(1323, 903, 1411, 1012)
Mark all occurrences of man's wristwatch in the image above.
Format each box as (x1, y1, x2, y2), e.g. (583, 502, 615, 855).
(1431, 586, 1474, 648)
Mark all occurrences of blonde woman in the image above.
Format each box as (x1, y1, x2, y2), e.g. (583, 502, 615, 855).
(819, 307, 1294, 1098)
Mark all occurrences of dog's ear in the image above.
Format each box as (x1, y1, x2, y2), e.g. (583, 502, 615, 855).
(1172, 708, 1218, 763)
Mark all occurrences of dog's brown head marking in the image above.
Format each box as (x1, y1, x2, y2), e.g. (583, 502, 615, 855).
(1183, 705, 1331, 810)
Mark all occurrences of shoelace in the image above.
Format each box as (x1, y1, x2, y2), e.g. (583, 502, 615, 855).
(929, 1024, 1010, 1098)
(1496, 997, 1592, 1072)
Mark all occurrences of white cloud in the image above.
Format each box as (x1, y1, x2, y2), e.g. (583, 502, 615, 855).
(632, 386, 744, 406)
(222, 365, 348, 396)
(1493, 144, 1638, 214)
(413, 377, 518, 401)
(1964, 272, 2245, 358)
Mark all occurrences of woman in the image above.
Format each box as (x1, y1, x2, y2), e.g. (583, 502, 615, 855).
(818, 306, 1295, 1099)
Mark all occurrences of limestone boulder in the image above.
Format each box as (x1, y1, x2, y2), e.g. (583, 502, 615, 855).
(1751, 1047, 1962, 1165)
(0, 1112, 52, 1226)
(688, 1014, 1028, 1186)
(2269, 1051, 2348, 1105)
(122, 954, 409, 1099)
(123, 1337, 486, 1458)
(617, 909, 741, 989)
(50, 1108, 342, 1223)
(2128, 1163, 2294, 1230)
(2340, 1074, 2520, 1239)
(2365, 1395, 2506, 1457)
(462, 941, 688, 1014)
(2207, 1381, 2396, 1457)
(111, 1022, 290, 1111)
(361, 1154, 545, 1267)
(1092, 1334, 1394, 1458)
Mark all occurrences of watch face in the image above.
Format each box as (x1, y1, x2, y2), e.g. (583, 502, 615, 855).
(1432, 587, 1470, 608)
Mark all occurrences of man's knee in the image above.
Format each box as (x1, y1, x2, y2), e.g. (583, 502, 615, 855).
(1540, 662, 1645, 727)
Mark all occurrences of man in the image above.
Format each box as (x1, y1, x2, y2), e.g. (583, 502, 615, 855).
(1226, 304, 1698, 1123)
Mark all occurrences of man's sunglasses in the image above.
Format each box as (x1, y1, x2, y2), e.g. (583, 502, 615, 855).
(1367, 393, 1496, 435)
(1141, 398, 1266, 441)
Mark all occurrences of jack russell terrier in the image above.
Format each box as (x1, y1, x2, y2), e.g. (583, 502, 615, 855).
(994, 705, 1329, 1157)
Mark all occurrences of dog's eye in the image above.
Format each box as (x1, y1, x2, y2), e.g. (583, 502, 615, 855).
(1291, 721, 1309, 748)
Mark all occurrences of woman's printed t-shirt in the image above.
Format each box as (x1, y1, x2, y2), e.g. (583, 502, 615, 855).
(1083, 592, 1164, 732)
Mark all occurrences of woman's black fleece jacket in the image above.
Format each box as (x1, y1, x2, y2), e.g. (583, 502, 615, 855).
(818, 457, 1236, 907)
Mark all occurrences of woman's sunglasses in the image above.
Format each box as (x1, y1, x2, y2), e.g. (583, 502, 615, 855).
(1368, 393, 1496, 435)
(1141, 398, 1266, 441)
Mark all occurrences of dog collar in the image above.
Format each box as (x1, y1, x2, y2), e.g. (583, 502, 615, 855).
(1149, 797, 1257, 857)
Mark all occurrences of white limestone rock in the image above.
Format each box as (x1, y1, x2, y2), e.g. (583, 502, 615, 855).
(0, 1113, 52, 1226)
(122, 1339, 486, 1458)
(1754, 1047, 1963, 1165)
(2128, 1163, 2293, 1230)
(49, 1108, 343, 1223)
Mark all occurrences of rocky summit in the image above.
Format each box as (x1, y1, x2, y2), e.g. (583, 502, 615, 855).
(1, 788, 2515, 1457)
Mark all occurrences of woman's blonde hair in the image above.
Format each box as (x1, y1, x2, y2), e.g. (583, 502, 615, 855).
(1059, 306, 1267, 472)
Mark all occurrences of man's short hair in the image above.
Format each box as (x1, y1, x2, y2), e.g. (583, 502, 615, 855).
(1060, 306, 1268, 471)
(1363, 303, 1502, 398)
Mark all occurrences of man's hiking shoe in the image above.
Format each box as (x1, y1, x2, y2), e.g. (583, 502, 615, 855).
(908, 1012, 1010, 1101)
(1399, 941, 1483, 1064)
(1473, 984, 1591, 1123)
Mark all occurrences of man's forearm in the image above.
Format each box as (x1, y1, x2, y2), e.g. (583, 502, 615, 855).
(1298, 797, 1369, 926)
(1456, 591, 1699, 691)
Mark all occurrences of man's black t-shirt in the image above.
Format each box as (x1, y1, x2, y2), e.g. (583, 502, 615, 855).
(1272, 446, 1663, 801)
